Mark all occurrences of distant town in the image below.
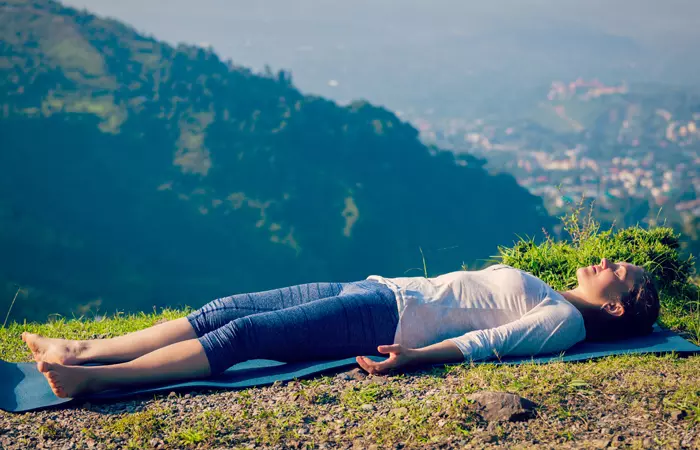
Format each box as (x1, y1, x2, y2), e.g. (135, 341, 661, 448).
(403, 79, 700, 230)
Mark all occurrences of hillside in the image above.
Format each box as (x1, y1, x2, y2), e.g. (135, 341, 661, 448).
(0, 0, 554, 322)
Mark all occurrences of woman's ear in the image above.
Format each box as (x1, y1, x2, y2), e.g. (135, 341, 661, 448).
(601, 302, 624, 317)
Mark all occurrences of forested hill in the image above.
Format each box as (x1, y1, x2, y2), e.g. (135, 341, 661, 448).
(0, 0, 554, 322)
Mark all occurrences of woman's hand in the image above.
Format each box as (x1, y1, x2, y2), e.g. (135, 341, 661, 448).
(356, 344, 418, 375)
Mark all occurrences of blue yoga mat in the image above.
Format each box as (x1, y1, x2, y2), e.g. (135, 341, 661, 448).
(2, 323, 698, 413)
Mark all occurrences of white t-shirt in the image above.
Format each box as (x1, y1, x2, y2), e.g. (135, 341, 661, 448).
(366, 264, 586, 362)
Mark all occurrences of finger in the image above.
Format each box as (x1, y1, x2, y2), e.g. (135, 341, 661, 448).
(356, 356, 374, 373)
(361, 356, 388, 375)
(370, 359, 395, 373)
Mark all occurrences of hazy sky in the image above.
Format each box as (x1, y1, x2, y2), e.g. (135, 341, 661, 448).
(59, 0, 700, 53)
(60, 0, 700, 114)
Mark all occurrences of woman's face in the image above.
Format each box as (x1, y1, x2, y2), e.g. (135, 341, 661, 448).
(576, 258, 642, 304)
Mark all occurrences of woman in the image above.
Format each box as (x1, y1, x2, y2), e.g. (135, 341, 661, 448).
(22, 258, 659, 398)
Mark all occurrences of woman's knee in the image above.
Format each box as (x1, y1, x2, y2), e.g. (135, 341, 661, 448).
(196, 318, 252, 374)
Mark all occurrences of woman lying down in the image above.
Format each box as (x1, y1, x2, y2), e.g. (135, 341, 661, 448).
(22, 259, 659, 398)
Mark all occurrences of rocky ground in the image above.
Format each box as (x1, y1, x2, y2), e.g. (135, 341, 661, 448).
(1, 354, 698, 449)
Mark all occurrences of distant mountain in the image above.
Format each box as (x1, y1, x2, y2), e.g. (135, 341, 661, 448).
(0, 0, 554, 322)
(58, 0, 700, 120)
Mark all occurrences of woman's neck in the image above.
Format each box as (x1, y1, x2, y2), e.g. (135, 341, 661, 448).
(557, 288, 599, 315)
(557, 288, 612, 337)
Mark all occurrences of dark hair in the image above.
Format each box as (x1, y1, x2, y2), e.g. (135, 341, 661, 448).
(584, 270, 660, 342)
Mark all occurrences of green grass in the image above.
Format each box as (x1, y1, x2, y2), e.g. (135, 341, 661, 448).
(0, 307, 192, 362)
(340, 383, 400, 408)
(104, 406, 170, 449)
(37, 419, 61, 439)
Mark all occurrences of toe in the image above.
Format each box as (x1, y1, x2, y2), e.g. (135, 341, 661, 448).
(48, 380, 62, 396)
(52, 383, 67, 398)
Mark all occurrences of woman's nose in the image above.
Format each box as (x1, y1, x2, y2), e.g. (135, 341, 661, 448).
(600, 258, 609, 269)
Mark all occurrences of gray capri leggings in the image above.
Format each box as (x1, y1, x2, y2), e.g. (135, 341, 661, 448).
(186, 280, 400, 375)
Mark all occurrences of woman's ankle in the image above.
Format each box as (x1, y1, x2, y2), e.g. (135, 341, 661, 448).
(71, 339, 95, 364)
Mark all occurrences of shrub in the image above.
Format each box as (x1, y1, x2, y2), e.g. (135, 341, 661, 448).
(493, 197, 698, 343)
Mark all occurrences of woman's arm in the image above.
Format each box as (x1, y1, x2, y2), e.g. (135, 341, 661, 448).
(411, 340, 464, 365)
(356, 340, 464, 375)
(445, 304, 585, 362)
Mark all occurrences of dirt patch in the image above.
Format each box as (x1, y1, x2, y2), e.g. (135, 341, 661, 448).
(1, 354, 698, 449)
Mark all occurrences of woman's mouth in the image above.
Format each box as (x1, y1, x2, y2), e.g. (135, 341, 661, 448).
(591, 265, 597, 274)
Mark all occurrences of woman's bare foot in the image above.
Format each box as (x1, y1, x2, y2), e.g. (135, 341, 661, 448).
(21, 332, 89, 365)
(36, 361, 101, 398)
